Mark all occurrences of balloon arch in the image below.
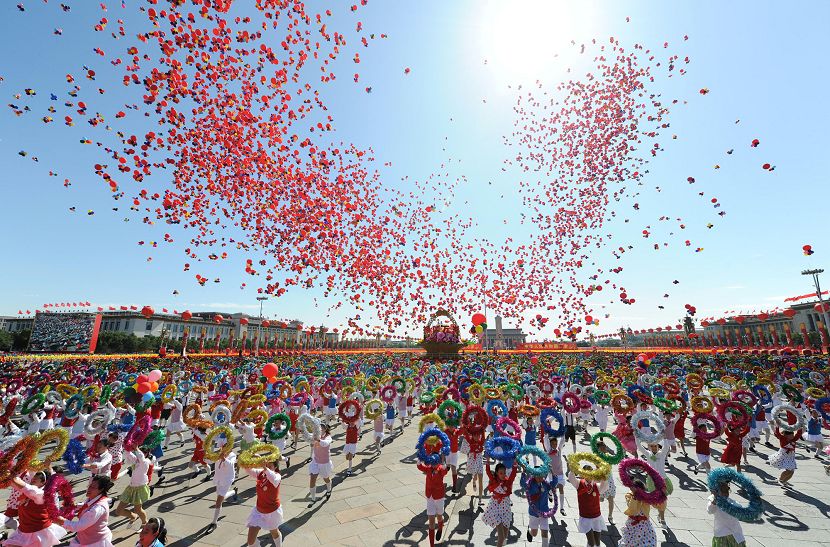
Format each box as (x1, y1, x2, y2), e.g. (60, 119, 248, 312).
(419, 309, 464, 355)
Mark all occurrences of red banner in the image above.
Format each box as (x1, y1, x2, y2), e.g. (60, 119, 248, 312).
(516, 342, 578, 350)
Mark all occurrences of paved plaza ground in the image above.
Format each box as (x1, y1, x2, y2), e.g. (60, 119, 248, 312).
(5, 416, 830, 547)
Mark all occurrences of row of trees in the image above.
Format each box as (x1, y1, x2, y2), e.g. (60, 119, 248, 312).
(0, 329, 31, 351)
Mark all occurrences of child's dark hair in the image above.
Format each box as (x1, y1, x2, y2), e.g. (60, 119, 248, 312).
(90, 474, 115, 494)
(494, 462, 506, 475)
(146, 517, 167, 543)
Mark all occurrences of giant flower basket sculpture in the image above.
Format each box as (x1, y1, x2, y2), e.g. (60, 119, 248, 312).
(419, 309, 464, 355)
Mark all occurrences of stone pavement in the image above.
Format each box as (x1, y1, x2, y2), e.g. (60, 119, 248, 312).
(4, 416, 830, 546)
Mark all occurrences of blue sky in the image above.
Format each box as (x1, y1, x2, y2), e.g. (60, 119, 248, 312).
(1, 1, 829, 338)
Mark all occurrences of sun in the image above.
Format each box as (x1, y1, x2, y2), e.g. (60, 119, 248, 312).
(477, 0, 593, 84)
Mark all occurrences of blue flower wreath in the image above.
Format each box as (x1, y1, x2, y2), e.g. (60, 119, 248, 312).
(815, 397, 830, 422)
(751, 384, 772, 406)
(707, 467, 763, 523)
(540, 407, 565, 438)
(485, 399, 508, 420)
(485, 436, 521, 463)
(416, 429, 450, 465)
(107, 412, 135, 433)
(516, 444, 551, 478)
(63, 438, 87, 475)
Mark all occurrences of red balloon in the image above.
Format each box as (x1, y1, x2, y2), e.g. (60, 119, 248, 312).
(262, 362, 278, 377)
(261, 320, 271, 328)
(137, 382, 151, 394)
(141, 306, 154, 319)
(136, 374, 149, 384)
(471, 313, 486, 326)
(213, 314, 223, 324)
(240, 317, 249, 326)
(181, 310, 192, 321)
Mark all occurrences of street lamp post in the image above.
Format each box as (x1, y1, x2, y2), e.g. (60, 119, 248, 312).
(801, 268, 830, 352)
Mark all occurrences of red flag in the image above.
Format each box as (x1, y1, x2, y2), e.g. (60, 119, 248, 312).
(97, 307, 104, 311)
(17, 310, 22, 315)
(120, 306, 128, 310)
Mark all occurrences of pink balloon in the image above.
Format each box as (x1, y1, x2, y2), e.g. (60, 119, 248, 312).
(148, 369, 162, 382)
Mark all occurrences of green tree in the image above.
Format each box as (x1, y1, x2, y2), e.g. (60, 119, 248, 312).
(0, 330, 13, 351)
(12, 329, 31, 351)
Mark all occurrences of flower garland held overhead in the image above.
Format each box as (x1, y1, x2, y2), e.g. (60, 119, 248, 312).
(618, 458, 667, 506)
(416, 429, 450, 465)
(238, 443, 281, 468)
(567, 452, 611, 482)
(707, 467, 763, 523)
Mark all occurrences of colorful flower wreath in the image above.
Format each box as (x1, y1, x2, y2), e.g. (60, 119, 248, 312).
(771, 403, 806, 432)
(435, 400, 461, 428)
(541, 407, 565, 438)
(238, 442, 281, 468)
(419, 412, 447, 433)
(204, 425, 234, 462)
(593, 390, 611, 406)
(141, 429, 165, 452)
(462, 405, 488, 434)
(416, 429, 450, 465)
(338, 399, 361, 424)
(364, 398, 384, 420)
(265, 413, 292, 440)
(62, 438, 87, 474)
(0, 437, 37, 489)
(123, 415, 153, 452)
(29, 428, 70, 472)
(567, 452, 611, 482)
(691, 412, 722, 440)
(44, 474, 76, 520)
(516, 444, 551, 478)
(618, 458, 667, 505)
(707, 467, 763, 522)
(485, 436, 521, 462)
(495, 416, 522, 440)
(296, 413, 321, 442)
(591, 432, 624, 465)
(631, 410, 665, 444)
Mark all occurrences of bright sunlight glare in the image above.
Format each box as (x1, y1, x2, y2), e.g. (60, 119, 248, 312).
(477, 0, 597, 84)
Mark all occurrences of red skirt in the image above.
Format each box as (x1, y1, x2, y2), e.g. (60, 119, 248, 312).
(720, 439, 742, 465)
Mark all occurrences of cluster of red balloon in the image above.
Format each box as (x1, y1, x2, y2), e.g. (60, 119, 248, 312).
(803, 244, 814, 256)
(684, 304, 697, 316)
(123, 369, 162, 407)
(471, 313, 487, 335)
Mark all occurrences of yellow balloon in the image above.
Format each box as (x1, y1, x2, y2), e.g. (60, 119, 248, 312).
(475, 324, 484, 334)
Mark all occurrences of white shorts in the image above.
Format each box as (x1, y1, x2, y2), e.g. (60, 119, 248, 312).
(374, 431, 384, 442)
(399, 408, 408, 419)
(385, 419, 394, 428)
(215, 480, 234, 498)
(696, 454, 710, 464)
(666, 438, 676, 448)
(343, 443, 357, 455)
(309, 461, 334, 479)
(577, 515, 607, 533)
(426, 497, 445, 516)
(447, 452, 459, 467)
(806, 433, 823, 443)
(324, 407, 337, 416)
(529, 515, 549, 531)
(246, 505, 283, 530)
